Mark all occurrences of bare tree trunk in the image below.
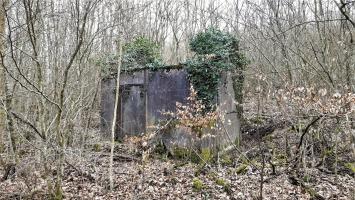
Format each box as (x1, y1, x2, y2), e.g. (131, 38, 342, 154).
(54, 2, 92, 198)
(0, 0, 6, 153)
(338, 0, 354, 92)
(109, 35, 123, 191)
(0, 0, 15, 162)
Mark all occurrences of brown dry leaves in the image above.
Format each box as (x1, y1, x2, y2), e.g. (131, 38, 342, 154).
(275, 86, 354, 117)
(1, 142, 354, 199)
(163, 85, 219, 136)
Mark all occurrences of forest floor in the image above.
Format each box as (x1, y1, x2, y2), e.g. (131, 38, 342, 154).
(0, 101, 354, 199)
(1, 127, 354, 200)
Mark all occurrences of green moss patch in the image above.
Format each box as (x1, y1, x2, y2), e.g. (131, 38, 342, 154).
(192, 178, 204, 191)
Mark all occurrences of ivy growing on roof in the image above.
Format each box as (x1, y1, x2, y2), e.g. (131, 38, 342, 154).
(186, 28, 247, 114)
(99, 36, 163, 78)
(98, 30, 247, 117)
(122, 36, 162, 69)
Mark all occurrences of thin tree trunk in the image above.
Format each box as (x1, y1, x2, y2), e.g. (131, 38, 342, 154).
(0, 0, 7, 153)
(109, 35, 123, 191)
(0, 0, 16, 161)
(54, 2, 91, 198)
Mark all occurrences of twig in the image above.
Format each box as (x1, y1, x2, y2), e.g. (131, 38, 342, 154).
(64, 160, 95, 182)
(291, 116, 322, 170)
(296, 116, 322, 150)
(288, 175, 325, 200)
(100, 153, 140, 162)
(10, 111, 44, 140)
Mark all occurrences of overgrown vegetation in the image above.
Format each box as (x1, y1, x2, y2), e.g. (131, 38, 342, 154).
(99, 36, 162, 78)
(1, 0, 354, 199)
(100, 29, 247, 117)
(163, 86, 218, 138)
(186, 28, 247, 112)
(122, 36, 162, 69)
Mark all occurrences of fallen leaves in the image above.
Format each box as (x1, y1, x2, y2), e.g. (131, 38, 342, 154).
(0, 141, 354, 199)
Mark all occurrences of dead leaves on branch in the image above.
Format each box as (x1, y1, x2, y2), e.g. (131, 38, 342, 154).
(275, 86, 354, 117)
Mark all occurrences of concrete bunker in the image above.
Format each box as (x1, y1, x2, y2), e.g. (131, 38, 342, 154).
(101, 66, 240, 149)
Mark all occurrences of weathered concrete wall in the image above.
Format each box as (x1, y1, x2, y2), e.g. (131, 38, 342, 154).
(100, 78, 116, 137)
(101, 68, 240, 147)
(147, 70, 189, 126)
(217, 71, 240, 145)
(161, 71, 240, 152)
(101, 71, 145, 137)
(120, 85, 145, 137)
(120, 71, 144, 85)
(101, 69, 189, 138)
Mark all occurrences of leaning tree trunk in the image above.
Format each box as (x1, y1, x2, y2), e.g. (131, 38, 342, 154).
(109, 35, 123, 191)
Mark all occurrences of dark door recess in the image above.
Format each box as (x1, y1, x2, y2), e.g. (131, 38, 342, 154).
(118, 84, 145, 138)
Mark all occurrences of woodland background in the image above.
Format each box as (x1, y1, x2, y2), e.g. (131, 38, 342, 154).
(0, 0, 354, 199)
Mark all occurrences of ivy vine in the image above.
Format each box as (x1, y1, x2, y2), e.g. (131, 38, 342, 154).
(98, 30, 247, 116)
(186, 28, 247, 112)
(99, 36, 163, 78)
(122, 36, 163, 69)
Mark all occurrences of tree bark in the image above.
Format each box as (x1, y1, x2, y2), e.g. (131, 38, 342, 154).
(54, 2, 92, 198)
(0, 0, 15, 161)
(0, 0, 6, 153)
(109, 35, 123, 191)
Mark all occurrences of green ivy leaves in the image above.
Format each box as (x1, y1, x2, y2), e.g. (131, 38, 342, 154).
(123, 36, 162, 69)
(99, 36, 163, 78)
(186, 28, 247, 111)
(189, 28, 238, 58)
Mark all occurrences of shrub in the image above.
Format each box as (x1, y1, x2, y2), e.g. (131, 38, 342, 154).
(98, 36, 162, 78)
(163, 86, 218, 138)
(187, 28, 247, 111)
(123, 36, 162, 69)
